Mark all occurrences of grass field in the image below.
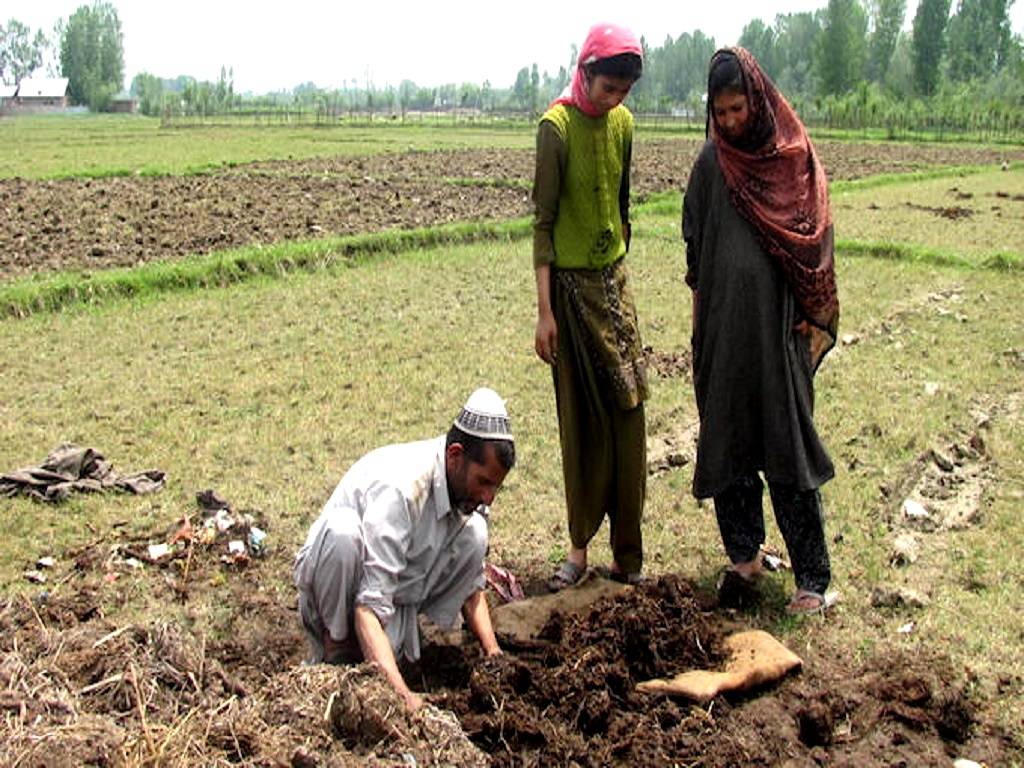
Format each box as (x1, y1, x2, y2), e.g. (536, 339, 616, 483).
(2, 117, 1024, 756)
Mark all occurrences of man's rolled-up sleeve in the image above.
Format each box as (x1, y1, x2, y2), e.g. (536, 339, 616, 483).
(356, 484, 412, 627)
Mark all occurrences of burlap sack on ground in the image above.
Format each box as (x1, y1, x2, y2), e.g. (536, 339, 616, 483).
(636, 629, 803, 702)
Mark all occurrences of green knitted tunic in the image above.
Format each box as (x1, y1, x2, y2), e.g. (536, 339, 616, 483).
(533, 103, 633, 270)
(530, 100, 647, 575)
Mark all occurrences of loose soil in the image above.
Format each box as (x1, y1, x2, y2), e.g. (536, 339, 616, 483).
(0, 528, 1016, 766)
(2, 139, 1021, 280)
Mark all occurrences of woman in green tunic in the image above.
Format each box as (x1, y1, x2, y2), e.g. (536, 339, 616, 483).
(683, 48, 839, 614)
(533, 23, 647, 590)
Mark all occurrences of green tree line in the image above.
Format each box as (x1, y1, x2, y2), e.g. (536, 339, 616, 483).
(3, 0, 1022, 135)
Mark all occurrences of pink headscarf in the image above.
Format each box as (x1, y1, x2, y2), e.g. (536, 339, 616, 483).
(553, 23, 643, 118)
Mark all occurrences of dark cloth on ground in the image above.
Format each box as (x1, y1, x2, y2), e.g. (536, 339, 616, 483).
(0, 443, 166, 503)
(684, 141, 834, 500)
(713, 473, 831, 594)
(552, 258, 647, 574)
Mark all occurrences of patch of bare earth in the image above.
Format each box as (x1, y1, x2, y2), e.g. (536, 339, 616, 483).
(2, 140, 1021, 280)
(1, 556, 1016, 766)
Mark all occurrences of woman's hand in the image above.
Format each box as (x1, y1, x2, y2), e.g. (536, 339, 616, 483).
(535, 310, 558, 365)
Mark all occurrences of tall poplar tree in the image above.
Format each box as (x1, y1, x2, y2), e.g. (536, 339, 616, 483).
(774, 12, 824, 97)
(946, 0, 1016, 81)
(59, 1, 124, 109)
(866, 0, 907, 81)
(739, 18, 780, 78)
(817, 0, 868, 95)
(911, 0, 952, 95)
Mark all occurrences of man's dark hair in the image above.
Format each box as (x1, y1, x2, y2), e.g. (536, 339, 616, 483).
(587, 52, 643, 82)
(446, 425, 516, 471)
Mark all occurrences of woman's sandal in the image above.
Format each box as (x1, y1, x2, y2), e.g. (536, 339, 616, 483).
(547, 560, 585, 592)
(786, 589, 840, 616)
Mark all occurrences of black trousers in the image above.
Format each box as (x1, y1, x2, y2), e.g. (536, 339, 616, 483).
(713, 473, 831, 594)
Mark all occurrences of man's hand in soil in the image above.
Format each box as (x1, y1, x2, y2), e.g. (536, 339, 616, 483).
(353, 605, 423, 712)
(462, 589, 502, 657)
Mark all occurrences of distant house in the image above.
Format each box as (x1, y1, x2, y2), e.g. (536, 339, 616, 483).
(0, 84, 16, 114)
(16, 78, 70, 110)
(110, 92, 138, 113)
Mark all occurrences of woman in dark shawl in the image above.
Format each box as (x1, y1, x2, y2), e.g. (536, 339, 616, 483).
(683, 47, 839, 614)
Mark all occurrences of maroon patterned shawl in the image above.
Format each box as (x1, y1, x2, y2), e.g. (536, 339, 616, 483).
(708, 47, 838, 368)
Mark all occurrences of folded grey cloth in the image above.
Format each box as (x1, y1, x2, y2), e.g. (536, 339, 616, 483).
(0, 443, 166, 502)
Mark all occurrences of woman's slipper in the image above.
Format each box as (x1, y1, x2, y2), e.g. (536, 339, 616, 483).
(786, 589, 840, 616)
(547, 560, 585, 592)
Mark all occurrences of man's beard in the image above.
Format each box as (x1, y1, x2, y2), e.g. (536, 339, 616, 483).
(449, 463, 481, 516)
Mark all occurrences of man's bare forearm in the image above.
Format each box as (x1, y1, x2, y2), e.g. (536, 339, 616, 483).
(462, 590, 501, 657)
(354, 605, 422, 710)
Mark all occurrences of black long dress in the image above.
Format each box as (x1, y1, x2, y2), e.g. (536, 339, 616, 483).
(683, 141, 834, 499)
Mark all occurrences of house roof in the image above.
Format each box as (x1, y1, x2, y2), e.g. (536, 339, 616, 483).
(17, 78, 70, 99)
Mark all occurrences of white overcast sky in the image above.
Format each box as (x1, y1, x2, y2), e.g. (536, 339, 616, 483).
(6, 1, 1024, 93)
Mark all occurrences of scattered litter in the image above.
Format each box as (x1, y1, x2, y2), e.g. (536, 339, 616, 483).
(23, 570, 46, 584)
(191, 489, 269, 564)
(923, 382, 940, 396)
(760, 547, 789, 572)
(954, 758, 984, 768)
(211, 509, 233, 532)
(36, 556, 56, 569)
(840, 333, 860, 346)
(81, 488, 271, 580)
(248, 526, 267, 556)
(169, 517, 193, 544)
(897, 621, 915, 634)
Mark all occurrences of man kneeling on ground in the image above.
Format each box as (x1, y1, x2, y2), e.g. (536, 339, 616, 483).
(293, 388, 515, 711)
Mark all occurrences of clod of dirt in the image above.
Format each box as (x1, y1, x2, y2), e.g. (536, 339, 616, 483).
(468, 655, 532, 712)
(798, 698, 837, 746)
(906, 201, 976, 220)
(870, 585, 931, 609)
(329, 664, 413, 745)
